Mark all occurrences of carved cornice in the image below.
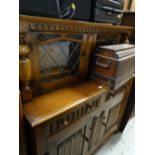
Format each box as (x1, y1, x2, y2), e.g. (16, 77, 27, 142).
(20, 15, 133, 34)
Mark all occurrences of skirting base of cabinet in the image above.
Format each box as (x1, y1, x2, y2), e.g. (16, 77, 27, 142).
(90, 124, 118, 155)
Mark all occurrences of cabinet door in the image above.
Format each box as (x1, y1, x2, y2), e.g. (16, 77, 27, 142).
(45, 116, 91, 155)
(82, 96, 123, 154)
(90, 112, 107, 151)
(106, 102, 122, 131)
(82, 110, 109, 155)
(57, 129, 83, 155)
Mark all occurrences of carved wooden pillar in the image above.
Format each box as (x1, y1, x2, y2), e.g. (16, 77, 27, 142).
(19, 39, 32, 103)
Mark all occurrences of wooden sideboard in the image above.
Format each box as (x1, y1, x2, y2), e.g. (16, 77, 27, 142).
(19, 15, 134, 155)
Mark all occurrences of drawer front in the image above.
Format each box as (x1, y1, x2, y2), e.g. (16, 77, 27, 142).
(45, 96, 102, 137)
(102, 85, 125, 110)
(105, 85, 125, 102)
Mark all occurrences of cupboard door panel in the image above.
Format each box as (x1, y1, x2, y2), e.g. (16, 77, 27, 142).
(87, 110, 107, 153)
(57, 129, 83, 155)
(106, 102, 122, 130)
(46, 115, 92, 155)
(47, 129, 84, 155)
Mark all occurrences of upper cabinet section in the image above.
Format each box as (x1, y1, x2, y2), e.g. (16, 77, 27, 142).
(19, 15, 133, 103)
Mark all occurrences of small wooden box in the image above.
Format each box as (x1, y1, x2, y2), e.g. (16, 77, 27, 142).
(90, 44, 135, 90)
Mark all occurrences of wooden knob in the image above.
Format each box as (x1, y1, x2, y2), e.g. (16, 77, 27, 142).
(19, 45, 31, 57)
(64, 121, 69, 126)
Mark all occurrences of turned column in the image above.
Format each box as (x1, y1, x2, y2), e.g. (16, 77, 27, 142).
(19, 43, 32, 103)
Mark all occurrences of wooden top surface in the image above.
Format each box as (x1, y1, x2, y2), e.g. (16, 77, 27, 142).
(23, 81, 108, 127)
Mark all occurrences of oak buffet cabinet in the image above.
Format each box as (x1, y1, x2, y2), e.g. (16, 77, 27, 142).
(19, 15, 134, 155)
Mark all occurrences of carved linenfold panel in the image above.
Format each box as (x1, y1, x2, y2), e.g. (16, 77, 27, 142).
(106, 103, 122, 130)
(88, 111, 106, 151)
(57, 129, 83, 155)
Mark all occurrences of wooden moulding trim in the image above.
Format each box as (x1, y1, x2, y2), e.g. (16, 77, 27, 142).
(35, 76, 80, 95)
(39, 37, 83, 45)
(32, 76, 81, 97)
(24, 88, 108, 127)
(19, 15, 133, 34)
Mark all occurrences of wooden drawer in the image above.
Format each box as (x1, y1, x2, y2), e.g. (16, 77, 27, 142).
(45, 96, 102, 137)
(105, 85, 125, 102)
(99, 85, 125, 112)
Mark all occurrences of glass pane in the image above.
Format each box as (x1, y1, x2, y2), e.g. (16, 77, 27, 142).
(39, 41, 80, 82)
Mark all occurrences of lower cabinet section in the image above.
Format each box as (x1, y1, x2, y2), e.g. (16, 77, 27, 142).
(43, 103, 123, 155)
(26, 82, 132, 155)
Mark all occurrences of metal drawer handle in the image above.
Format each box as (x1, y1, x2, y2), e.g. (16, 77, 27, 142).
(96, 58, 111, 69)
